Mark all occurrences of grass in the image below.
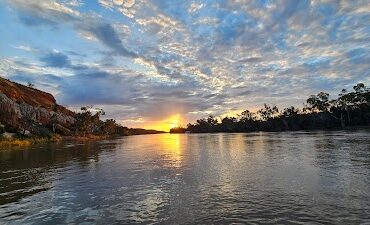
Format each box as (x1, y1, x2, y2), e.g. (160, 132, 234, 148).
(63, 134, 108, 141)
(0, 134, 62, 150)
(0, 137, 46, 149)
(0, 134, 108, 150)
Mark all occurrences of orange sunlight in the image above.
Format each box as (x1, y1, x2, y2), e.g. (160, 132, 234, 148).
(143, 114, 182, 132)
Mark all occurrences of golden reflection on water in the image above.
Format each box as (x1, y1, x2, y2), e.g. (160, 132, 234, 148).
(129, 134, 183, 222)
(1, 131, 370, 224)
(156, 134, 183, 168)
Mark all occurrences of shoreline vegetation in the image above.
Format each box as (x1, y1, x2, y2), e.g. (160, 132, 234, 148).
(0, 134, 107, 150)
(170, 83, 370, 134)
(0, 131, 166, 150)
(1, 78, 369, 149)
(0, 77, 165, 150)
(0, 106, 165, 150)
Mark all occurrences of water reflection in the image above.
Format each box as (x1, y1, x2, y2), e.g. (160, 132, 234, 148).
(0, 131, 370, 224)
(156, 134, 182, 168)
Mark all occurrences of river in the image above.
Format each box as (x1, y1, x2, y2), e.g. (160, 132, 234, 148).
(1, 131, 369, 224)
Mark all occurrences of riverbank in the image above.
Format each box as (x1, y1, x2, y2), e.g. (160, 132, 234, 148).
(172, 125, 370, 134)
(0, 132, 168, 150)
(0, 134, 109, 150)
(0, 137, 51, 149)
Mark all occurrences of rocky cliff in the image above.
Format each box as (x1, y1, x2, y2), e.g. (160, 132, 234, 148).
(0, 77, 75, 135)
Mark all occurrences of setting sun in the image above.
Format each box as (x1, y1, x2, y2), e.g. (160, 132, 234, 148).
(168, 115, 180, 129)
(141, 114, 182, 132)
(160, 114, 181, 132)
(1, 0, 369, 224)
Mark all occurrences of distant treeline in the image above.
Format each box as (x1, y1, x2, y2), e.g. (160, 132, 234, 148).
(72, 106, 165, 137)
(170, 83, 370, 133)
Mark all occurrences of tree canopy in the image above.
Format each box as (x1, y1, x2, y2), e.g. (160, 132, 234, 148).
(171, 83, 370, 133)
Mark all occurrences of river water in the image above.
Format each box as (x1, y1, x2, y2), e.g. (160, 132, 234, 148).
(0, 131, 369, 224)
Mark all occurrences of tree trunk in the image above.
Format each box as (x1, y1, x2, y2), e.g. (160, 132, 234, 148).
(340, 113, 345, 128)
(346, 108, 351, 125)
(282, 119, 289, 130)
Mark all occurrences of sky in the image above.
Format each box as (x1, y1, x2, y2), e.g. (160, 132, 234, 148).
(0, 0, 369, 131)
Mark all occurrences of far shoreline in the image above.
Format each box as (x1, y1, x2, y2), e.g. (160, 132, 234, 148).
(169, 125, 370, 134)
(2, 125, 369, 151)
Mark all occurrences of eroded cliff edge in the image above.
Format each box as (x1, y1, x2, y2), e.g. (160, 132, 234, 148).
(0, 77, 75, 136)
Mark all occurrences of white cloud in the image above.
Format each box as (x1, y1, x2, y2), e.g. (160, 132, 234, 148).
(2, 0, 370, 123)
(188, 3, 204, 13)
(12, 45, 34, 52)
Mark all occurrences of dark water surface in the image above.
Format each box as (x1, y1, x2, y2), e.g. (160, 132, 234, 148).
(0, 131, 369, 224)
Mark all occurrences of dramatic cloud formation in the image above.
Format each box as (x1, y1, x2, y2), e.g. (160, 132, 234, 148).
(0, 0, 369, 130)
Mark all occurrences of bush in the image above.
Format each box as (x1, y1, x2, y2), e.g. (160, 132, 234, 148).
(0, 125, 5, 134)
(32, 126, 52, 137)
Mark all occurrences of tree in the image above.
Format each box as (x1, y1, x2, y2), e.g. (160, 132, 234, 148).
(257, 104, 279, 121)
(306, 92, 332, 112)
(206, 115, 218, 127)
(335, 83, 370, 126)
(239, 110, 257, 122)
(74, 106, 105, 136)
(306, 92, 347, 127)
(220, 116, 237, 131)
(170, 126, 187, 133)
(179, 82, 369, 134)
(101, 119, 117, 135)
(336, 88, 353, 124)
(281, 106, 299, 118)
(186, 115, 219, 133)
(353, 83, 369, 104)
(27, 82, 35, 88)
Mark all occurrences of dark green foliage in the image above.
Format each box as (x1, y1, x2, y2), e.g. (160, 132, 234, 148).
(169, 127, 187, 133)
(257, 104, 279, 121)
(281, 106, 299, 118)
(72, 106, 165, 136)
(174, 83, 370, 133)
(0, 125, 5, 134)
(101, 119, 117, 135)
(306, 92, 332, 112)
(240, 110, 256, 122)
(73, 106, 123, 136)
(186, 115, 219, 133)
(73, 106, 103, 136)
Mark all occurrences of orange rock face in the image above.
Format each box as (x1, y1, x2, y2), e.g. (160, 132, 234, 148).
(0, 77, 75, 135)
(0, 77, 56, 109)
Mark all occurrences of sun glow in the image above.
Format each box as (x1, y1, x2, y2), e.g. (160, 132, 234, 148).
(168, 114, 180, 129)
(142, 114, 182, 132)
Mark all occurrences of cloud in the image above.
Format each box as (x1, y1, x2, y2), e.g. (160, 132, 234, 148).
(188, 3, 204, 14)
(1, 0, 370, 126)
(78, 22, 138, 58)
(98, 0, 136, 17)
(7, 0, 80, 27)
(12, 45, 34, 52)
(346, 48, 369, 65)
(40, 51, 71, 68)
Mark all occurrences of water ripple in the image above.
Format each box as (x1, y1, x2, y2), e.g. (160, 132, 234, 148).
(0, 131, 369, 224)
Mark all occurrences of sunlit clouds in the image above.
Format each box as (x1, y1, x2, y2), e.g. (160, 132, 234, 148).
(0, 0, 369, 131)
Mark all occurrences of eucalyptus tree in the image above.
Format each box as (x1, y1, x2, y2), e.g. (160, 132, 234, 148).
(257, 104, 279, 121)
